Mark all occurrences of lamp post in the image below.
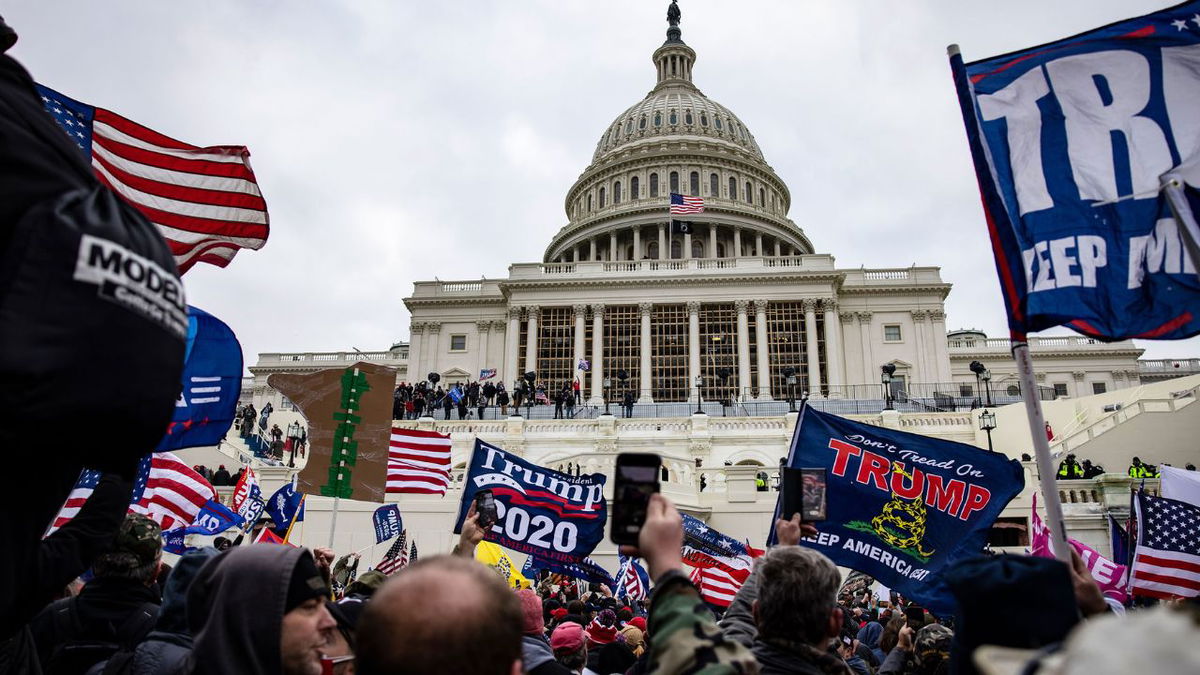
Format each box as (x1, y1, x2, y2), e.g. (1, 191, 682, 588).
(783, 367, 797, 412)
(716, 367, 731, 416)
(694, 375, 705, 415)
(617, 370, 628, 417)
(979, 409, 997, 452)
(603, 376, 612, 416)
(969, 360, 992, 408)
(881, 364, 896, 411)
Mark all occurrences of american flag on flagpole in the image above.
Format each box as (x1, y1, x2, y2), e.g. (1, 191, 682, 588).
(618, 554, 649, 602)
(693, 565, 750, 608)
(387, 428, 453, 495)
(669, 193, 704, 215)
(35, 84, 269, 274)
(47, 453, 217, 535)
(410, 539, 419, 564)
(1130, 491, 1200, 600)
(376, 531, 409, 576)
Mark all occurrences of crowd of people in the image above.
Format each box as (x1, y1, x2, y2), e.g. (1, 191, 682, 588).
(7, 485, 1195, 675)
(391, 378, 597, 421)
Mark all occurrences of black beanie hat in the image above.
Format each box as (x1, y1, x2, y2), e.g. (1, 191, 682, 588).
(945, 554, 1080, 675)
(285, 551, 327, 612)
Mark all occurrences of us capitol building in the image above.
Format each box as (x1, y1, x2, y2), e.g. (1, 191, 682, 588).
(227, 5, 1198, 570)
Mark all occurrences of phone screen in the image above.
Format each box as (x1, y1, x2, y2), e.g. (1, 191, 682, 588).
(611, 455, 661, 545)
(905, 606, 925, 626)
(475, 489, 498, 529)
(782, 467, 827, 522)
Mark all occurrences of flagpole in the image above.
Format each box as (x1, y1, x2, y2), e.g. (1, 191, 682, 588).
(284, 494, 306, 544)
(1012, 342, 1070, 562)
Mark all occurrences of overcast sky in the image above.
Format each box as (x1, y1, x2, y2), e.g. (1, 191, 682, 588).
(6, 0, 1198, 371)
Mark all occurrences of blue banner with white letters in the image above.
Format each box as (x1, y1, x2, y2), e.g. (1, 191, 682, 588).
(162, 499, 244, 554)
(453, 439, 607, 563)
(952, 2, 1200, 340)
(372, 504, 404, 544)
(771, 406, 1024, 616)
(522, 554, 615, 588)
(156, 306, 243, 451)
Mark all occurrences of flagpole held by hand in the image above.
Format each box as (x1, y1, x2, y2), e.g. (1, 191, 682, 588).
(1013, 342, 1070, 563)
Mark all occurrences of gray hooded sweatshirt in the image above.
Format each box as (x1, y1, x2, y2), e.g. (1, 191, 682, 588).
(184, 545, 312, 675)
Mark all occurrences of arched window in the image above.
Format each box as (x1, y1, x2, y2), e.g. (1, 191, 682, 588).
(689, 172, 700, 196)
(649, 173, 659, 198)
(587, 194, 593, 211)
(759, 188, 765, 206)
(669, 171, 679, 194)
(669, 110, 678, 125)
(700, 112, 708, 127)
(685, 110, 693, 125)
(613, 181, 622, 205)
(625, 119, 633, 134)
(631, 176, 640, 200)
(599, 186, 606, 208)
(691, 240, 704, 258)
(709, 173, 719, 197)
(715, 117, 723, 130)
(654, 112, 662, 127)
(648, 241, 660, 259)
(728, 177, 737, 199)
(745, 182, 753, 204)
(670, 239, 682, 259)
(639, 115, 647, 130)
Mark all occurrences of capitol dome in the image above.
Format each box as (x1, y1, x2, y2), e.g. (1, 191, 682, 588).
(545, 2, 811, 264)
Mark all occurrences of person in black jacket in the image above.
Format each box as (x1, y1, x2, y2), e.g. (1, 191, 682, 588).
(29, 514, 164, 673)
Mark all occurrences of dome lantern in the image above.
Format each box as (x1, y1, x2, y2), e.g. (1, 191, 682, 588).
(653, 1, 696, 91)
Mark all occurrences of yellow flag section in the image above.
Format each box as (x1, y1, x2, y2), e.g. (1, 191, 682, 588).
(475, 541, 532, 590)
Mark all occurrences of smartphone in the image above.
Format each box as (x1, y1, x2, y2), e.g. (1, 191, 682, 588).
(474, 489, 499, 529)
(611, 453, 662, 546)
(782, 467, 828, 522)
(905, 606, 925, 626)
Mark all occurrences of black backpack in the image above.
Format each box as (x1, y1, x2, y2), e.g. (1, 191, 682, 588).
(43, 597, 158, 675)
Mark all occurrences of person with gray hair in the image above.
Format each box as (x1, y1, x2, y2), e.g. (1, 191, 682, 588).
(719, 514, 852, 674)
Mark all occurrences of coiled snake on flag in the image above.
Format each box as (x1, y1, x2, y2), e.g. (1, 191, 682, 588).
(870, 463, 935, 558)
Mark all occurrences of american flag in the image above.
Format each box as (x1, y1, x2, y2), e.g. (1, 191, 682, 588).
(692, 565, 750, 608)
(36, 84, 269, 273)
(410, 539, 419, 564)
(387, 428, 453, 495)
(47, 453, 217, 535)
(669, 193, 704, 215)
(1130, 491, 1200, 600)
(376, 531, 409, 576)
(618, 554, 649, 602)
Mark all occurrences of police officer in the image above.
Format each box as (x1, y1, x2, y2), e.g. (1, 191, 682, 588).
(1056, 454, 1084, 479)
(1128, 456, 1150, 478)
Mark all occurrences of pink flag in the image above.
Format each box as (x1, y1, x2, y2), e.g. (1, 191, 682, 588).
(1031, 495, 1127, 602)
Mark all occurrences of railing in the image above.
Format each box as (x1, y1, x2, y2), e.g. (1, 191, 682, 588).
(440, 281, 483, 293)
(257, 350, 409, 365)
(862, 269, 910, 280)
(1138, 358, 1200, 376)
(947, 335, 1132, 351)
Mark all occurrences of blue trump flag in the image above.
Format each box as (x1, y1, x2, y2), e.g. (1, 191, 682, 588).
(266, 482, 305, 533)
(951, 2, 1200, 340)
(522, 554, 615, 588)
(453, 439, 607, 563)
(156, 306, 243, 451)
(162, 499, 243, 554)
(772, 406, 1024, 616)
(373, 504, 404, 544)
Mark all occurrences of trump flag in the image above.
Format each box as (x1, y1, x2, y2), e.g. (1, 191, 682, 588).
(951, 1, 1200, 340)
(773, 406, 1024, 616)
(156, 306, 242, 452)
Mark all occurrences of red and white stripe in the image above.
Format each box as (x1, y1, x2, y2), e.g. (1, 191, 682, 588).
(376, 531, 409, 576)
(695, 565, 750, 608)
(1131, 547, 1200, 599)
(387, 428, 453, 495)
(46, 472, 102, 535)
(90, 108, 268, 273)
(621, 560, 647, 601)
(669, 195, 705, 214)
(129, 452, 217, 531)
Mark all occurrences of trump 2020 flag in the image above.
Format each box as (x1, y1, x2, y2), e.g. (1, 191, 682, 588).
(453, 439, 607, 563)
(156, 306, 243, 452)
(951, 2, 1200, 340)
(773, 406, 1024, 616)
(372, 504, 404, 544)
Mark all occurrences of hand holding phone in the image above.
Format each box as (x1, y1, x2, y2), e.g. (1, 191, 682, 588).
(782, 467, 827, 522)
(611, 453, 662, 546)
(474, 489, 499, 530)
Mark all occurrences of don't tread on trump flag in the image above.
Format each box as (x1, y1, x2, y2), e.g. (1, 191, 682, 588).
(950, 1, 1200, 340)
(773, 405, 1024, 616)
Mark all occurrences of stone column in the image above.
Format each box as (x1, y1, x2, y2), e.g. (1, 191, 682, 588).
(504, 306, 522, 383)
(589, 238, 597, 261)
(639, 302, 653, 402)
(774, 239, 782, 257)
(523, 307, 540, 379)
(409, 322, 426, 383)
(857, 312, 875, 390)
(929, 310, 952, 383)
(573, 304, 587, 387)
(476, 320, 492, 379)
(735, 300, 752, 401)
(609, 232, 618, 261)
(632, 226, 641, 261)
(590, 304, 605, 405)
(755, 232, 763, 257)
(802, 299, 823, 398)
(733, 227, 742, 257)
(754, 300, 772, 400)
(910, 310, 928, 383)
(658, 223, 667, 260)
(687, 301, 701, 402)
(822, 299, 844, 397)
(684, 231, 692, 260)
(708, 224, 717, 259)
(425, 322, 442, 381)
(840, 311, 857, 393)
